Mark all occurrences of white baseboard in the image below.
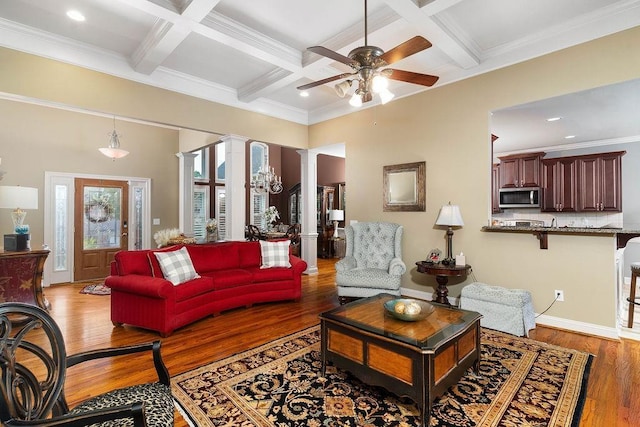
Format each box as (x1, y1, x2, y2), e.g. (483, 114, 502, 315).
(534, 314, 619, 340)
(400, 287, 621, 340)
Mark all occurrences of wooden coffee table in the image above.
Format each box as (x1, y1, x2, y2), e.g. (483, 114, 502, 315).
(319, 293, 481, 427)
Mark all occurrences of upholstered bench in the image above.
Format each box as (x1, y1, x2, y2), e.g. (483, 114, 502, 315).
(459, 282, 535, 336)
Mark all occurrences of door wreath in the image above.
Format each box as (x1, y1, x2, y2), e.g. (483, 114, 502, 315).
(85, 198, 114, 223)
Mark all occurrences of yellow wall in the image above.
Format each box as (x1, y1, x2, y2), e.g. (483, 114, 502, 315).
(308, 26, 640, 328)
(1, 25, 639, 330)
(0, 100, 181, 240)
(0, 48, 308, 149)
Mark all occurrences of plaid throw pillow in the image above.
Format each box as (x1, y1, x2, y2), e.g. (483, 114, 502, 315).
(259, 240, 291, 269)
(154, 247, 200, 285)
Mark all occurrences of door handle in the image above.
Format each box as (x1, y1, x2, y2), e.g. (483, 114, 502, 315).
(121, 232, 128, 237)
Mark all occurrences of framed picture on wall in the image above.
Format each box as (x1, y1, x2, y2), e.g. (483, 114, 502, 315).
(383, 161, 426, 212)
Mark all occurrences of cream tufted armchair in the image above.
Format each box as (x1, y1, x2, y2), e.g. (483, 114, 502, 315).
(335, 222, 406, 304)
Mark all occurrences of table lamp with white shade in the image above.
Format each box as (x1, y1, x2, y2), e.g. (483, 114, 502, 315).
(435, 202, 464, 263)
(328, 209, 344, 238)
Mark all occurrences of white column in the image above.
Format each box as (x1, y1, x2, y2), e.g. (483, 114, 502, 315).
(222, 134, 247, 241)
(176, 152, 197, 235)
(298, 149, 319, 274)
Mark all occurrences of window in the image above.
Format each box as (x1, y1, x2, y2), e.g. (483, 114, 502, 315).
(193, 147, 209, 180)
(250, 142, 269, 228)
(53, 183, 69, 272)
(193, 186, 210, 242)
(130, 183, 147, 250)
(215, 187, 226, 239)
(215, 143, 225, 183)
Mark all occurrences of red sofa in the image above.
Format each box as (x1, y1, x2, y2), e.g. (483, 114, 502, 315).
(105, 241, 307, 336)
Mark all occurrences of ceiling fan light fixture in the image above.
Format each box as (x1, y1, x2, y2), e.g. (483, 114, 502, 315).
(298, 1, 438, 104)
(379, 88, 395, 104)
(371, 74, 389, 93)
(349, 92, 363, 107)
(334, 80, 352, 98)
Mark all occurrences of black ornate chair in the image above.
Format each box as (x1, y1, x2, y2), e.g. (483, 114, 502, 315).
(0, 303, 173, 426)
(286, 224, 301, 256)
(246, 224, 266, 241)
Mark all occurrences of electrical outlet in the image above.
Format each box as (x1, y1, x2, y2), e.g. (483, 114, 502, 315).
(554, 290, 564, 302)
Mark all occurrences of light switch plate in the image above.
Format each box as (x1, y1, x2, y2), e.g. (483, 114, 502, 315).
(153, 218, 160, 225)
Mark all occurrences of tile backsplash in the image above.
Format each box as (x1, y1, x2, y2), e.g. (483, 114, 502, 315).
(492, 209, 623, 228)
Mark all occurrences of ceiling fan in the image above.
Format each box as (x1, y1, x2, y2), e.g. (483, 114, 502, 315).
(297, 0, 439, 106)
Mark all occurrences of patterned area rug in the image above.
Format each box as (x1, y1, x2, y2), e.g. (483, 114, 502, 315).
(79, 283, 111, 295)
(172, 326, 592, 427)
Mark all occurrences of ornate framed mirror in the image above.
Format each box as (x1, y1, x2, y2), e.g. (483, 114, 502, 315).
(383, 161, 426, 212)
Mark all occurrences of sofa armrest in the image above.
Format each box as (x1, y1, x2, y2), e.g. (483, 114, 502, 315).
(336, 256, 357, 272)
(388, 257, 406, 276)
(105, 275, 173, 299)
(289, 255, 308, 274)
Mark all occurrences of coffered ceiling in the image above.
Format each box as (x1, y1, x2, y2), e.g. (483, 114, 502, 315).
(1, 0, 639, 126)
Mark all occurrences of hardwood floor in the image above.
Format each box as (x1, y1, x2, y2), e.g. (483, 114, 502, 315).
(44, 258, 638, 426)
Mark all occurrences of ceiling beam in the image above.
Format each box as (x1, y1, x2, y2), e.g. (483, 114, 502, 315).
(197, 12, 301, 72)
(383, 0, 479, 69)
(130, 0, 221, 74)
(239, 6, 399, 102)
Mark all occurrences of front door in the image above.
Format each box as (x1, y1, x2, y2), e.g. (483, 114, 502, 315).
(74, 178, 129, 281)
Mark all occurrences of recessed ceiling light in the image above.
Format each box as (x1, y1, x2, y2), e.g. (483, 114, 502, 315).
(547, 117, 562, 122)
(66, 10, 86, 22)
(299, 91, 309, 97)
(565, 135, 576, 139)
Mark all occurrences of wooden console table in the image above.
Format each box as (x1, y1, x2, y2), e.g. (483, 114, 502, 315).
(416, 261, 471, 305)
(0, 250, 50, 310)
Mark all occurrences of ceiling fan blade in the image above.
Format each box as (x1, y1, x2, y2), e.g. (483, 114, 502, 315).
(307, 46, 360, 67)
(380, 36, 432, 65)
(387, 69, 439, 87)
(296, 73, 355, 91)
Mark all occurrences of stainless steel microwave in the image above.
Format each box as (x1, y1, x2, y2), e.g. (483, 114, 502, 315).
(498, 187, 541, 208)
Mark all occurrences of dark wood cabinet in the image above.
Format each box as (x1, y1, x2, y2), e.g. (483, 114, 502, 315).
(541, 151, 624, 213)
(288, 184, 335, 257)
(578, 151, 624, 212)
(0, 250, 50, 310)
(492, 164, 501, 213)
(318, 186, 335, 258)
(288, 185, 301, 225)
(498, 152, 544, 188)
(541, 157, 578, 212)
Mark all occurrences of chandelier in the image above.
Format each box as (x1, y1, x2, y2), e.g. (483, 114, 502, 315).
(250, 166, 283, 194)
(99, 117, 129, 160)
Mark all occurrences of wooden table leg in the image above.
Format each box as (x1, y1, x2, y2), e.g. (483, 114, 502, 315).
(434, 275, 451, 305)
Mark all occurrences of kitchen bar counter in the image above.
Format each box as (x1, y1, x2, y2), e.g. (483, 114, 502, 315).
(482, 225, 640, 249)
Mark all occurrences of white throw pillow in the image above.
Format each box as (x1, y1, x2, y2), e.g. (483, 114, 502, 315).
(260, 240, 291, 269)
(154, 246, 200, 285)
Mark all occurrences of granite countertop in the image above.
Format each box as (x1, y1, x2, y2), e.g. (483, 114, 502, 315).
(482, 225, 640, 234)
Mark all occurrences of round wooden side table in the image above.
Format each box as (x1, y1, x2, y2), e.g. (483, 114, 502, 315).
(416, 261, 471, 305)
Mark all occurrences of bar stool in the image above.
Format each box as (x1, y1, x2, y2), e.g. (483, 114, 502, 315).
(627, 263, 640, 328)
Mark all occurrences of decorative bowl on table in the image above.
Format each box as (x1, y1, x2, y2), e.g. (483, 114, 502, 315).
(384, 298, 435, 321)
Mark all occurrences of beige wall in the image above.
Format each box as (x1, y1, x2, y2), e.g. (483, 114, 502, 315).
(0, 99, 181, 240)
(308, 26, 640, 329)
(178, 129, 223, 153)
(1, 25, 639, 330)
(0, 45, 308, 249)
(0, 48, 308, 149)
